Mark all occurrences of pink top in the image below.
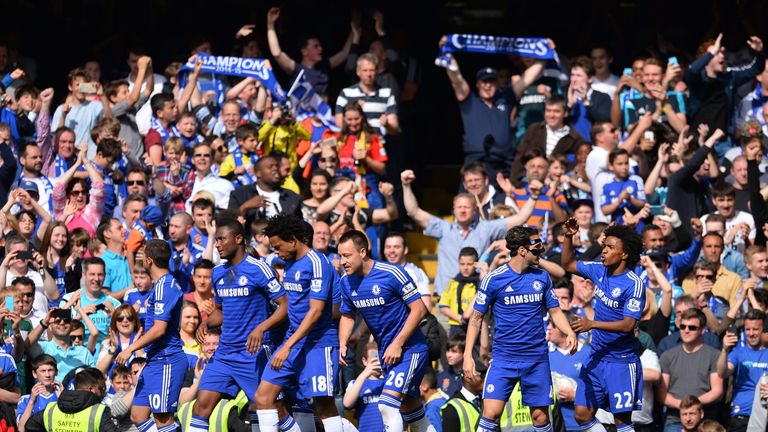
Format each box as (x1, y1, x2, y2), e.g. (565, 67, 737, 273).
(52, 179, 105, 237)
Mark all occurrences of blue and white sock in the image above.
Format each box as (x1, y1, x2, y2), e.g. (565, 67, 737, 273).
(477, 416, 499, 432)
(135, 418, 157, 432)
(378, 393, 404, 432)
(616, 424, 635, 432)
(403, 404, 436, 432)
(533, 423, 553, 432)
(157, 422, 181, 432)
(579, 418, 608, 432)
(278, 414, 301, 432)
(188, 415, 209, 432)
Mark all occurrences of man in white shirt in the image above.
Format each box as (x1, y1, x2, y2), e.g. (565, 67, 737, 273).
(589, 47, 620, 98)
(586, 121, 619, 222)
(186, 141, 233, 212)
(383, 232, 432, 309)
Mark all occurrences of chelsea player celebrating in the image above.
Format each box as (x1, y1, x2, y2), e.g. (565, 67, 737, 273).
(561, 218, 645, 432)
(465, 226, 577, 432)
(255, 214, 343, 432)
(188, 218, 289, 432)
(116, 240, 187, 432)
(337, 230, 435, 432)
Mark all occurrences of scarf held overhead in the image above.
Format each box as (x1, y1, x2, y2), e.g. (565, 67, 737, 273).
(179, 54, 287, 103)
(435, 35, 558, 70)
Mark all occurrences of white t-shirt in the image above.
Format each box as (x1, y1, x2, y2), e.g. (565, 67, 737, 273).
(586, 146, 612, 223)
(256, 185, 282, 219)
(403, 261, 431, 298)
(591, 74, 620, 99)
(701, 210, 755, 254)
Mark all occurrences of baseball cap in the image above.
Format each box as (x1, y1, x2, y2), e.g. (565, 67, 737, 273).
(19, 180, 39, 195)
(475, 67, 497, 82)
(140, 206, 163, 226)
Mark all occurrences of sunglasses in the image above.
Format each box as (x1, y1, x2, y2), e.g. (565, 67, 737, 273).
(194, 153, 212, 158)
(126, 180, 146, 186)
(319, 157, 337, 163)
(214, 146, 228, 153)
(70, 334, 84, 341)
(21, 292, 34, 298)
(70, 190, 85, 196)
(679, 324, 700, 331)
(116, 315, 134, 323)
(695, 274, 715, 281)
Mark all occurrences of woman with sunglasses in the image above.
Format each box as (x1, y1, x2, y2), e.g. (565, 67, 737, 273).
(51, 146, 105, 238)
(301, 169, 333, 224)
(97, 305, 143, 375)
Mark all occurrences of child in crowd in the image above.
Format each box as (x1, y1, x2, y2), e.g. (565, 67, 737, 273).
(600, 148, 646, 224)
(156, 136, 193, 214)
(439, 247, 484, 337)
(701, 182, 755, 254)
(123, 262, 153, 329)
(343, 342, 384, 432)
(419, 370, 448, 432)
(437, 335, 466, 397)
(16, 354, 58, 427)
(220, 123, 260, 187)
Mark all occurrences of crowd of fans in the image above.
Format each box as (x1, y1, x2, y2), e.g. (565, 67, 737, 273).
(0, 6, 765, 432)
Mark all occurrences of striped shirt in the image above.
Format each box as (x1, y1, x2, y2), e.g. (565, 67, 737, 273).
(335, 84, 397, 132)
(506, 185, 567, 228)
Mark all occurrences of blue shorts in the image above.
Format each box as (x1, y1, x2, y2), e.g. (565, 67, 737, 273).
(382, 348, 428, 399)
(260, 342, 339, 399)
(575, 357, 643, 414)
(134, 352, 188, 413)
(483, 359, 553, 407)
(199, 347, 273, 402)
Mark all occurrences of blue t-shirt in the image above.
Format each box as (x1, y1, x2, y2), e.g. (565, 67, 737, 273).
(600, 176, 646, 224)
(212, 255, 286, 354)
(282, 249, 337, 346)
(339, 261, 427, 356)
(123, 287, 153, 330)
(576, 261, 645, 363)
(473, 264, 559, 361)
(16, 392, 57, 423)
(144, 273, 184, 359)
(70, 292, 122, 343)
(549, 344, 592, 432)
(350, 378, 385, 431)
(727, 345, 768, 415)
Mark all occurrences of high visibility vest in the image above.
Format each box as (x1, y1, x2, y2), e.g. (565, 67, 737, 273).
(43, 402, 106, 432)
(178, 391, 249, 432)
(440, 398, 480, 432)
(499, 382, 557, 432)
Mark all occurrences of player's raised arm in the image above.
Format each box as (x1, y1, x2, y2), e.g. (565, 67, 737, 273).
(560, 217, 581, 275)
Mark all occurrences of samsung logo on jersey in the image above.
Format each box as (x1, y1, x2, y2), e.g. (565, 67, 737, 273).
(353, 297, 386, 308)
(284, 283, 304, 292)
(503, 293, 543, 305)
(594, 287, 619, 308)
(217, 287, 251, 297)
(363, 395, 379, 404)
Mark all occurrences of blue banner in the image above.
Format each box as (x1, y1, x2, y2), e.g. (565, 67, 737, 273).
(436, 35, 558, 70)
(180, 54, 287, 102)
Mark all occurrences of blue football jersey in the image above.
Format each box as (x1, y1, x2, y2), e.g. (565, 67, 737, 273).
(339, 261, 427, 355)
(212, 255, 286, 354)
(123, 288, 152, 330)
(474, 264, 559, 361)
(144, 274, 184, 359)
(576, 261, 645, 362)
(282, 249, 337, 345)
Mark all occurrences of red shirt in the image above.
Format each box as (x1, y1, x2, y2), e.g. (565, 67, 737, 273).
(337, 133, 388, 173)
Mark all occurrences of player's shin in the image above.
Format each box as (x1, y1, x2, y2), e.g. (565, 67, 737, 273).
(378, 393, 405, 432)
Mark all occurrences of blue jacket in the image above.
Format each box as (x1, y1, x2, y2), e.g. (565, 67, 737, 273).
(697, 248, 750, 280)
